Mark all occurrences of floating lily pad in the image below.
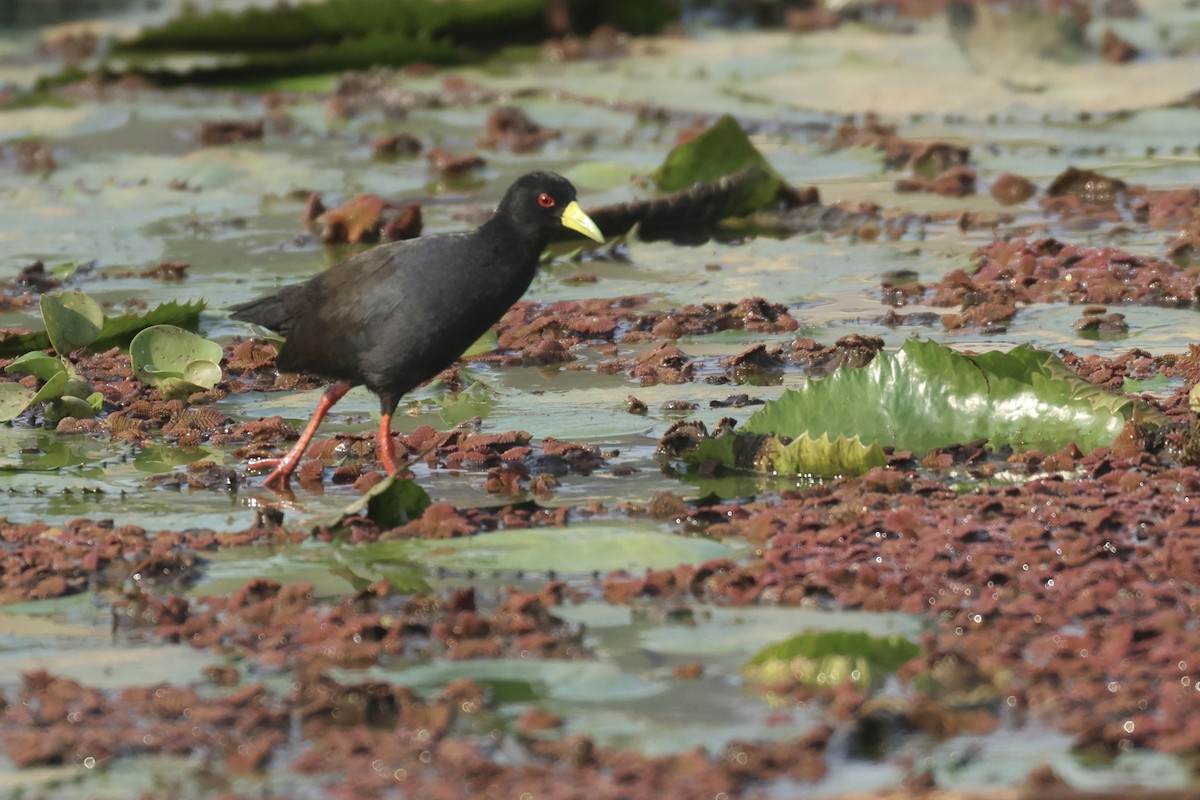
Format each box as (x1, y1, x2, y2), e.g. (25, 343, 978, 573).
(744, 630, 922, 692)
(687, 339, 1164, 477)
(40, 291, 104, 356)
(129, 325, 224, 400)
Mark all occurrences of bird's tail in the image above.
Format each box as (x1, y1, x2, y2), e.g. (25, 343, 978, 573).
(228, 290, 296, 334)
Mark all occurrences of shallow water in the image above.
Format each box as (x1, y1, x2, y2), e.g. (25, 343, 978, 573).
(2, 3, 1199, 795)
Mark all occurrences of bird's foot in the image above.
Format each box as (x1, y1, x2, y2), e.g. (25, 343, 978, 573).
(246, 458, 295, 491)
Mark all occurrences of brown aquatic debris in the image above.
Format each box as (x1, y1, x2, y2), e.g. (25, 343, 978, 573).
(1045, 166, 1127, 204)
(370, 132, 423, 159)
(139, 260, 190, 280)
(1099, 27, 1139, 62)
(426, 147, 486, 178)
(990, 172, 1037, 205)
(198, 119, 264, 146)
(478, 106, 560, 153)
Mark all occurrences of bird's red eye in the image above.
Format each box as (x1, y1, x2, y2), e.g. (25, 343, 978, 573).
(537, 192, 555, 208)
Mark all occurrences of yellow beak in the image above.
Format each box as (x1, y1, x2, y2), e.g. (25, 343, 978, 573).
(559, 200, 604, 243)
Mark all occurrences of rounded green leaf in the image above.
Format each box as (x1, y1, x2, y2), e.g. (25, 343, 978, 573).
(183, 360, 223, 388)
(4, 352, 68, 382)
(130, 325, 224, 397)
(0, 383, 38, 422)
(30, 370, 70, 407)
(40, 291, 104, 356)
(63, 374, 94, 400)
(44, 394, 99, 426)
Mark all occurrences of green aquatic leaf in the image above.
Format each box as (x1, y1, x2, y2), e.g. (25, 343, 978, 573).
(0, 383, 38, 423)
(29, 371, 70, 409)
(651, 114, 785, 216)
(332, 549, 431, 595)
(747, 339, 1152, 452)
(0, 331, 51, 359)
(744, 630, 922, 691)
(0, 369, 77, 424)
(43, 394, 99, 427)
(358, 523, 739, 575)
(110, 0, 597, 82)
(686, 340, 1162, 477)
(322, 474, 433, 530)
(690, 429, 887, 478)
(4, 352, 68, 382)
(0, 299, 207, 358)
(94, 300, 207, 351)
(40, 291, 104, 356)
(462, 329, 498, 358)
(438, 382, 497, 428)
(130, 325, 224, 400)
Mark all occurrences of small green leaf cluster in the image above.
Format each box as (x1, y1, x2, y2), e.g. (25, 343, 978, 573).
(744, 631, 922, 692)
(0, 293, 107, 425)
(130, 325, 223, 401)
(0, 291, 223, 425)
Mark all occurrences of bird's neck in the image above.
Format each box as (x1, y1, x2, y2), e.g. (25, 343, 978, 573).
(478, 213, 549, 264)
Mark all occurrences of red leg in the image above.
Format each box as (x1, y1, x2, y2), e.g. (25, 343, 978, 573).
(250, 380, 352, 491)
(377, 411, 399, 474)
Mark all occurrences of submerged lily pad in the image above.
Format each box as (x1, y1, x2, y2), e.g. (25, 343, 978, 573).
(129, 325, 224, 400)
(744, 630, 922, 691)
(687, 339, 1163, 477)
(356, 522, 739, 575)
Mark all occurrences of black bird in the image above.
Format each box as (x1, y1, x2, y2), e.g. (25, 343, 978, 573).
(229, 171, 603, 490)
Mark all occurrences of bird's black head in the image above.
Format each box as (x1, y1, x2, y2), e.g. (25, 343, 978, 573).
(495, 171, 604, 243)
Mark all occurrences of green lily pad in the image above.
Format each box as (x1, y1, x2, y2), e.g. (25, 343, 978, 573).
(40, 291, 104, 356)
(651, 114, 785, 216)
(130, 325, 224, 400)
(0, 299, 207, 358)
(94, 299, 207, 351)
(687, 339, 1164, 477)
(744, 630, 922, 692)
(4, 352, 68, 382)
(321, 474, 433, 530)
